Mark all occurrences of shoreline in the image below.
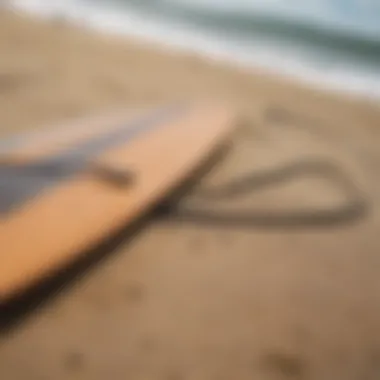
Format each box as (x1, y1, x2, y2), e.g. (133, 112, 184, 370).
(0, 8, 379, 134)
(7, 2, 380, 103)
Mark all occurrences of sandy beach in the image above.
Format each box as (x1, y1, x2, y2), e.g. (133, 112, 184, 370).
(1, 9, 380, 380)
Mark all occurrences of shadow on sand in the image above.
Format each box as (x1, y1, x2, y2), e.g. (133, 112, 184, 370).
(0, 142, 231, 335)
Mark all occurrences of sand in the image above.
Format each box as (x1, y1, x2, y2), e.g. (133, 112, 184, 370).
(1, 9, 380, 380)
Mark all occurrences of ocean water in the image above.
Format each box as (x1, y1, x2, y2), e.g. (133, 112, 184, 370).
(9, 0, 380, 100)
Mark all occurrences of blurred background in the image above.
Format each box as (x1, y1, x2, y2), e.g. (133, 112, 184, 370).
(9, 0, 380, 99)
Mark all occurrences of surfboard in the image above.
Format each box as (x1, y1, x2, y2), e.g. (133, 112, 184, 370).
(0, 102, 236, 300)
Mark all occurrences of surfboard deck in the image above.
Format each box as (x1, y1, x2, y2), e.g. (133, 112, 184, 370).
(0, 102, 236, 301)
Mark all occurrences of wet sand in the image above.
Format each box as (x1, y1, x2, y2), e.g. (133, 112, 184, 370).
(1, 9, 380, 380)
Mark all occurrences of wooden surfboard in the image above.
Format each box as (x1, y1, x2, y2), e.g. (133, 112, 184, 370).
(0, 102, 236, 300)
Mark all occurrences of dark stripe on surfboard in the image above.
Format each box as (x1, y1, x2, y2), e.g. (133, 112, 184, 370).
(0, 105, 186, 216)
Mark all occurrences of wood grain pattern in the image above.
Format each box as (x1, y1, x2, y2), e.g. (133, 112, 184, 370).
(0, 103, 236, 300)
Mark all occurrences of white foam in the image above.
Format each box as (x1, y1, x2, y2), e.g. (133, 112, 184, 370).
(9, 0, 380, 103)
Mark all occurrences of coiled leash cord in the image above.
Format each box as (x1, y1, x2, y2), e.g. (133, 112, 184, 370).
(159, 131, 370, 228)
